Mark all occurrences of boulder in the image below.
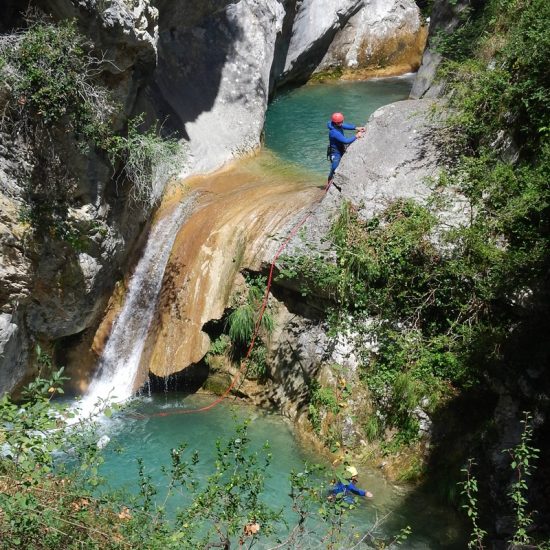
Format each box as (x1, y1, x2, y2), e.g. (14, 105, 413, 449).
(277, 0, 426, 86)
(317, 0, 427, 77)
(140, 0, 285, 174)
(333, 98, 442, 218)
(276, 98, 450, 261)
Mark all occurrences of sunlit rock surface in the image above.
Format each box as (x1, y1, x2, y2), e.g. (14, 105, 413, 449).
(277, 0, 426, 85)
(278, 0, 363, 83)
(142, 157, 321, 377)
(139, 0, 285, 174)
(317, 0, 427, 78)
(142, 0, 427, 173)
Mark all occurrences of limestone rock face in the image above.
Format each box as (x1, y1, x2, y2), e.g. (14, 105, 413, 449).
(260, 296, 362, 420)
(279, 0, 363, 83)
(0, 1, 158, 393)
(277, 0, 426, 85)
(409, 47, 443, 98)
(141, 0, 285, 174)
(0, 193, 32, 312)
(38, 0, 158, 70)
(317, 0, 427, 77)
(142, 0, 427, 175)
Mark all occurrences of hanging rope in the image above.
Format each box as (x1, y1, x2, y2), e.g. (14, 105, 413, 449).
(150, 178, 335, 417)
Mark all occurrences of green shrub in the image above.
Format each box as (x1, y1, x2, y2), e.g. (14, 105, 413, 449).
(227, 304, 256, 346)
(0, 18, 111, 138)
(440, 0, 550, 156)
(364, 415, 381, 442)
(310, 383, 340, 414)
(247, 344, 269, 380)
(207, 334, 231, 357)
(226, 275, 274, 347)
(308, 381, 340, 435)
(106, 116, 184, 206)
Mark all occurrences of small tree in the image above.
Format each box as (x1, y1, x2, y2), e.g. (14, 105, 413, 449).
(506, 412, 540, 547)
(460, 412, 542, 549)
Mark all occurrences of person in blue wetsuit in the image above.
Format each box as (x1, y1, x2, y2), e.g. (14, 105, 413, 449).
(327, 112, 365, 183)
(329, 466, 373, 504)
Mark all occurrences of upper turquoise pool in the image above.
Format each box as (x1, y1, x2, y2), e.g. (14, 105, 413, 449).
(264, 75, 415, 176)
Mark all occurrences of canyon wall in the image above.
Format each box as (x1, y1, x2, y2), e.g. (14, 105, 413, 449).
(0, 0, 159, 392)
(278, 0, 426, 85)
(0, 0, 426, 393)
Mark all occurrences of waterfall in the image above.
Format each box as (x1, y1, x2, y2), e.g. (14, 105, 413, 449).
(76, 198, 195, 418)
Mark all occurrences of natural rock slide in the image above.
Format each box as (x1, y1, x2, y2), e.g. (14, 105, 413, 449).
(142, 158, 322, 380)
(79, 155, 321, 404)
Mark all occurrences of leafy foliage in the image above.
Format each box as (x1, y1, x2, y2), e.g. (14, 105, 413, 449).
(222, 275, 275, 380)
(0, 18, 112, 136)
(460, 413, 543, 548)
(206, 334, 231, 362)
(277, 0, 550, 455)
(226, 275, 275, 347)
(0, 367, 115, 548)
(171, 421, 282, 548)
(0, 366, 67, 474)
(203, 276, 275, 382)
(308, 380, 340, 434)
(105, 115, 184, 207)
(0, 372, 410, 549)
(246, 344, 269, 380)
(440, 0, 550, 157)
(0, 17, 183, 247)
(460, 459, 488, 549)
(506, 412, 540, 546)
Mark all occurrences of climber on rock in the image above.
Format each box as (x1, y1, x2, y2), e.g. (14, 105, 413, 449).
(327, 112, 365, 185)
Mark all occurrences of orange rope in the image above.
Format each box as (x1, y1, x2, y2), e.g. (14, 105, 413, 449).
(151, 178, 335, 417)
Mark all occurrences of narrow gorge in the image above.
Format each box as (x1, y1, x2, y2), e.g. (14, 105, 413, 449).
(1, 0, 549, 548)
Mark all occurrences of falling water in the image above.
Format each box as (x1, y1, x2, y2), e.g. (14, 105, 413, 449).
(81, 77, 466, 548)
(76, 197, 195, 418)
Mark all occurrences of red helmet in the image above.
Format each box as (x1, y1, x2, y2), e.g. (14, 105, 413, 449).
(331, 112, 344, 124)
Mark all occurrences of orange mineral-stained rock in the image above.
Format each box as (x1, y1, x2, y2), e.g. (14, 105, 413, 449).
(142, 154, 321, 378)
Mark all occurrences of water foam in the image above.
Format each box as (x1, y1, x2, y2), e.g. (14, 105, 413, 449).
(75, 198, 194, 419)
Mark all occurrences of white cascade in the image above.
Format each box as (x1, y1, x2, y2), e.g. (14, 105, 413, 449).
(76, 198, 194, 418)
